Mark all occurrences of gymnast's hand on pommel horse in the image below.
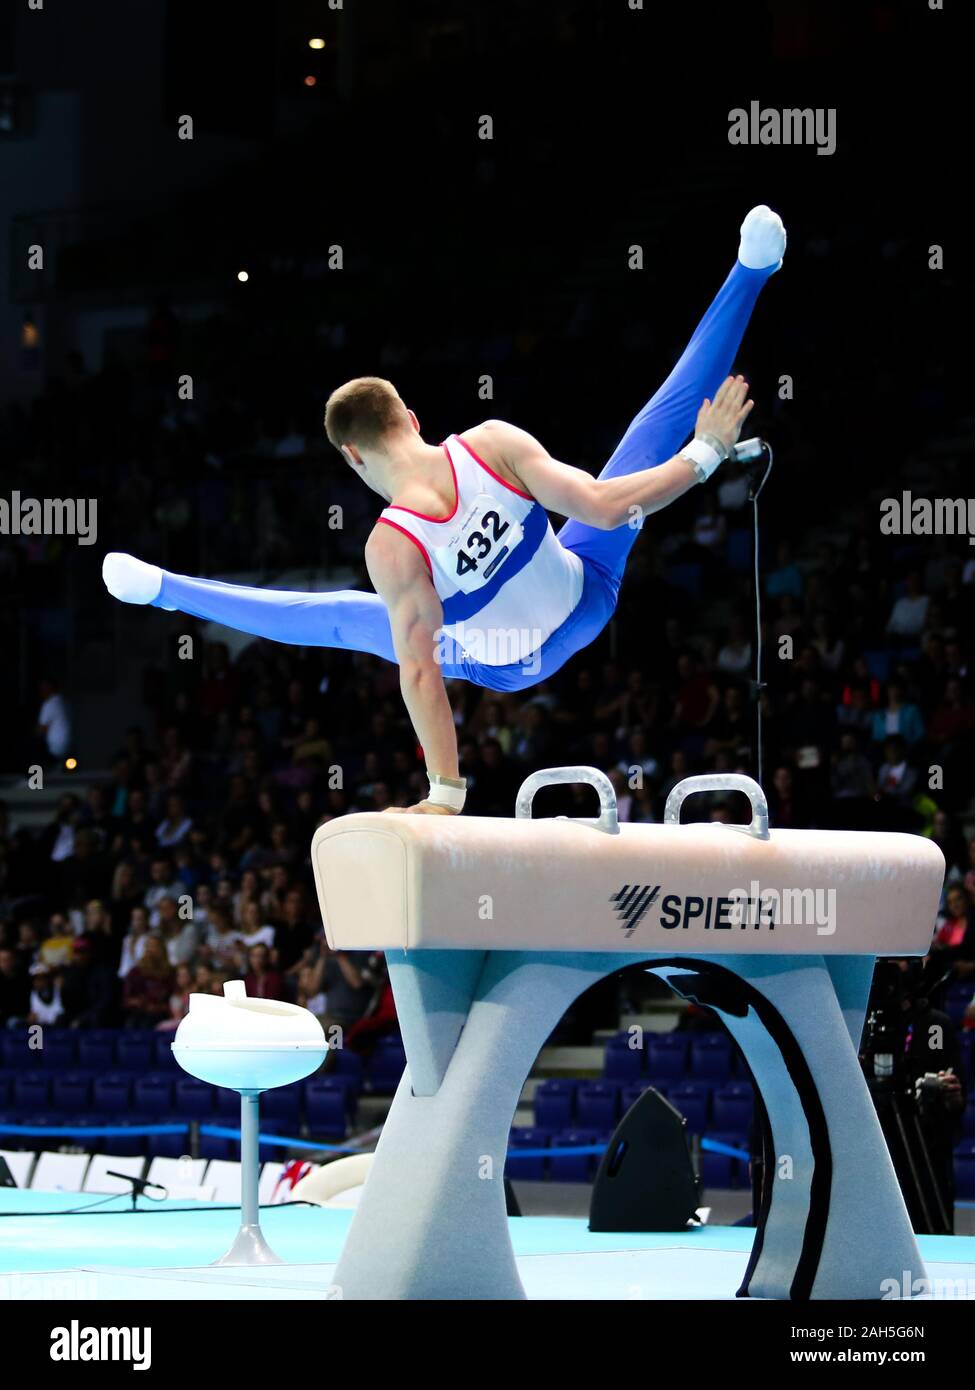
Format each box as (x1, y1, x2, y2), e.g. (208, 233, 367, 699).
(101, 207, 786, 811)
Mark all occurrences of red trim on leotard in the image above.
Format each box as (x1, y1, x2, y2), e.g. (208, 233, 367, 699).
(375, 517, 433, 575)
(384, 447, 459, 524)
(454, 433, 534, 500)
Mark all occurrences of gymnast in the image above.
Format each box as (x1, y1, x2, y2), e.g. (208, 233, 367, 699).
(103, 205, 786, 815)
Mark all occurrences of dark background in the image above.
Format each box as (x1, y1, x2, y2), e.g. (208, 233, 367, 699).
(0, 2, 965, 761)
(0, 0, 971, 1013)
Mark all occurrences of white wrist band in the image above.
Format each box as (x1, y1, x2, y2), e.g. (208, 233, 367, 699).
(427, 774, 467, 812)
(680, 436, 724, 483)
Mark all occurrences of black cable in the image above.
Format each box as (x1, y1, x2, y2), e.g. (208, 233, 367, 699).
(0, 1198, 316, 1218)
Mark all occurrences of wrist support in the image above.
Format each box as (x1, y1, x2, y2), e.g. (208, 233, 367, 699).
(680, 434, 728, 483)
(427, 773, 467, 813)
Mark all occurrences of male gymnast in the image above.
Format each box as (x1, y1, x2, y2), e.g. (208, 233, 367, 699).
(103, 205, 786, 815)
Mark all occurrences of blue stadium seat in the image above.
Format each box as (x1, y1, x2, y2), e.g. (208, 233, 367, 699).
(85, 1117, 144, 1157)
(152, 1035, 181, 1071)
(147, 1126, 191, 1160)
(78, 1034, 116, 1071)
(305, 1078, 350, 1134)
(549, 1129, 600, 1182)
(93, 1074, 133, 1115)
(620, 1082, 652, 1115)
(366, 1039, 407, 1095)
(133, 1074, 174, 1116)
(689, 1033, 733, 1082)
(15, 1110, 56, 1134)
(1, 1032, 36, 1071)
(59, 1114, 105, 1149)
(328, 1049, 365, 1090)
(713, 1084, 754, 1133)
(215, 1087, 241, 1119)
(533, 1078, 577, 1130)
(13, 1074, 50, 1111)
(51, 1073, 93, 1112)
(200, 1132, 234, 1161)
(603, 1034, 645, 1082)
(576, 1081, 621, 1131)
(506, 1126, 549, 1181)
(174, 1078, 215, 1118)
(39, 1031, 78, 1069)
(0, 1075, 10, 1107)
(58, 1112, 137, 1156)
(647, 1032, 690, 1081)
(669, 1081, 710, 1133)
(260, 1084, 301, 1129)
(115, 1034, 155, 1072)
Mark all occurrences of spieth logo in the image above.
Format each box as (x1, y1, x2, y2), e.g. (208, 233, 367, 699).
(610, 884, 661, 937)
(609, 886, 789, 937)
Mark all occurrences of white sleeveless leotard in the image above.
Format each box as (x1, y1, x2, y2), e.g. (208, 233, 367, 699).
(378, 434, 584, 666)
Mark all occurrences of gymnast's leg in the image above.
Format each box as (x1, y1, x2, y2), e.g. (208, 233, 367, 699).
(102, 552, 475, 679)
(558, 205, 786, 592)
(103, 553, 399, 660)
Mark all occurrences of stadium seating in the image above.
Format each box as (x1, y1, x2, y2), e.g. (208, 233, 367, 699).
(506, 1127, 549, 1181)
(533, 1078, 577, 1130)
(602, 1033, 645, 1082)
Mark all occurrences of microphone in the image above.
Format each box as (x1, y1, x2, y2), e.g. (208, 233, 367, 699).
(730, 437, 768, 464)
(730, 437, 773, 501)
(106, 1170, 167, 1210)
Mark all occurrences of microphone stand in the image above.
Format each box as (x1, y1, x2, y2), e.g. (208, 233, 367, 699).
(105, 1170, 166, 1213)
(729, 438, 774, 787)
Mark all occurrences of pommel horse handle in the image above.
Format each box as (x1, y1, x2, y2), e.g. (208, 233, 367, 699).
(515, 765, 619, 835)
(664, 772, 770, 841)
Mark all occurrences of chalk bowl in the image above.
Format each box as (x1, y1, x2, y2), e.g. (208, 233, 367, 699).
(172, 980, 327, 1091)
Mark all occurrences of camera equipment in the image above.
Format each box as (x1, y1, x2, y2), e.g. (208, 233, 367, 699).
(860, 960, 957, 1233)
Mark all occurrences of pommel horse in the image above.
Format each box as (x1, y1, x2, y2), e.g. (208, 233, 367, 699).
(311, 767, 945, 1300)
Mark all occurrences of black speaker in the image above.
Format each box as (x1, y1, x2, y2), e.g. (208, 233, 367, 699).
(589, 1085, 699, 1232)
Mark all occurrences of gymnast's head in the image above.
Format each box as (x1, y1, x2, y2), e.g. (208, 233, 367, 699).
(324, 376, 421, 500)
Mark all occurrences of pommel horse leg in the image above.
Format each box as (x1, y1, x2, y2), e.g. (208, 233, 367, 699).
(331, 950, 618, 1300)
(330, 949, 924, 1301)
(652, 954, 922, 1300)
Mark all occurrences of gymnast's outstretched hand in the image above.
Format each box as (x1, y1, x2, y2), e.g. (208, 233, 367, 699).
(695, 374, 754, 455)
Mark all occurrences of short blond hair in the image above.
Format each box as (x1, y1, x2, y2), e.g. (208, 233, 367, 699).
(324, 376, 411, 451)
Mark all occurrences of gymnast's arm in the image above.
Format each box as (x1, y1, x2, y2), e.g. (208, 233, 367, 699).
(479, 375, 754, 530)
(364, 523, 461, 813)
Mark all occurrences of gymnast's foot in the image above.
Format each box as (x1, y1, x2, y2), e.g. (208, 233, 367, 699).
(102, 552, 174, 608)
(738, 204, 786, 272)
